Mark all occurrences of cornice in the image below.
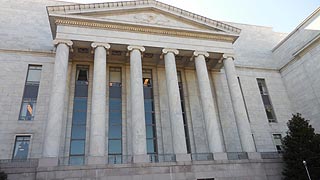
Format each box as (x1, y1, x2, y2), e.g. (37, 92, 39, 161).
(47, 0, 241, 35)
(0, 48, 55, 57)
(54, 18, 237, 42)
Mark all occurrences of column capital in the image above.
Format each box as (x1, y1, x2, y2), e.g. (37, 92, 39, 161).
(193, 51, 209, 58)
(127, 45, 145, 52)
(162, 48, 179, 55)
(53, 39, 73, 47)
(222, 53, 235, 60)
(91, 42, 111, 49)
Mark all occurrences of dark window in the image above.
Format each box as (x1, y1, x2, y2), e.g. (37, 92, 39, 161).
(143, 69, 158, 159)
(69, 66, 89, 165)
(178, 71, 191, 153)
(12, 136, 30, 160)
(108, 67, 122, 164)
(257, 79, 276, 123)
(19, 65, 42, 120)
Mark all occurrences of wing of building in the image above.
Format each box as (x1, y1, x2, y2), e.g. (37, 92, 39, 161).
(0, 0, 319, 179)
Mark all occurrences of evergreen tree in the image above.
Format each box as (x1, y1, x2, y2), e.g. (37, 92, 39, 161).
(0, 171, 7, 180)
(282, 113, 320, 180)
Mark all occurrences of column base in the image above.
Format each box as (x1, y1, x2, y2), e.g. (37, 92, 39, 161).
(38, 157, 59, 167)
(247, 152, 261, 160)
(133, 154, 149, 163)
(213, 152, 228, 160)
(87, 156, 106, 165)
(175, 153, 191, 162)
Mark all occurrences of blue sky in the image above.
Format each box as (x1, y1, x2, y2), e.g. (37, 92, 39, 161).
(63, 0, 320, 33)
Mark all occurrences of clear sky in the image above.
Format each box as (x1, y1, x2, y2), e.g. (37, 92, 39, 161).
(61, 0, 320, 33)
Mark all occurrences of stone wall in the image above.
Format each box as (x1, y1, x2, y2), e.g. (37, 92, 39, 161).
(0, 159, 283, 180)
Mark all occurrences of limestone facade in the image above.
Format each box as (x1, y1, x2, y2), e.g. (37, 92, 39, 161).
(0, 0, 319, 179)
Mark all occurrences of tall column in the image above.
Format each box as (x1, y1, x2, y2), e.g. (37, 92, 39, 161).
(88, 42, 110, 164)
(194, 51, 225, 159)
(41, 39, 73, 166)
(162, 49, 190, 161)
(223, 54, 256, 152)
(127, 45, 148, 163)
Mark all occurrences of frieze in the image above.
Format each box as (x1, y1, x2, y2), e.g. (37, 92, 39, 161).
(54, 18, 237, 42)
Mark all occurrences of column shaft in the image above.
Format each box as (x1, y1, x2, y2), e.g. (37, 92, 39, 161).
(223, 57, 255, 152)
(43, 41, 72, 158)
(163, 50, 188, 155)
(89, 45, 108, 159)
(194, 53, 224, 153)
(129, 47, 147, 157)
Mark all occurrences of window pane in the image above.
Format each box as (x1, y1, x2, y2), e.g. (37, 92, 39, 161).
(109, 125, 122, 139)
(109, 99, 121, 111)
(72, 112, 87, 125)
(262, 95, 271, 105)
(108, 140, 122, 154)
(23, 85, 39, 99)
(71, 125, 86, 139)
(266, 108, 275, 120)
(70, 140, 85, 155)
(147, 139, 155, 153)
(69, 156, 84, 165)
(146, 126, 155, 138)
(144, 99, 153, 112)
(110, 87, 121, 98)
(19, 101, 36, 120)
(109, 111, 121, 125)
(73, 98, 87, 111)
(13, 136, 30, 160)
(75, 84, 88, 97)
(143, 87, 153, 99)
(145, 112, 154, 125)
(27, 69, 41, 82)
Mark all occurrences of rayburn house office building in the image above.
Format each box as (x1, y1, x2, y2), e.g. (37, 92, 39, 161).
(0, 0, 319, 179)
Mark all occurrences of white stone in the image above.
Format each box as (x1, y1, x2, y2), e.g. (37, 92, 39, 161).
(194, 52, 224, 153)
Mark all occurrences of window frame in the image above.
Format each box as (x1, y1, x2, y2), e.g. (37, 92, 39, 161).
(256, 78, 277, 123)
(12, 134, 32, 160)
(18, 65, 42, 121)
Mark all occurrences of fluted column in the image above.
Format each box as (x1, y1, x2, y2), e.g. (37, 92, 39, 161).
(194, 51, 225, 157)
(88, 42, 110, 164)
(223, 54, 255, 152)
(162, 49, 190, 161)
(128, 45, 148, 163)
(41, 39, 73, 166)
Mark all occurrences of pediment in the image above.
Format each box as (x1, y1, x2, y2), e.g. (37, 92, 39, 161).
(76, 9, 225, 33)
(47, 0, 241, 42)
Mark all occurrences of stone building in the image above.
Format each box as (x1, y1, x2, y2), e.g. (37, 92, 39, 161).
(0, 0, 319, 179)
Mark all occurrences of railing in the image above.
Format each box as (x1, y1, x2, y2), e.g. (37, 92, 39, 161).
(227, 152, 248, 160)
(108, 155, 133, 164)
(149, 154, 176, 163)
(191, 153, 214, 161)
(0, 158, 38, 168)
(260, 152, 282, 159)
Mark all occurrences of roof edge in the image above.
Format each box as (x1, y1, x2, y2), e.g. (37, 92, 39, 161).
(47, 0, 241, 35)
(272, 7, 320, 52)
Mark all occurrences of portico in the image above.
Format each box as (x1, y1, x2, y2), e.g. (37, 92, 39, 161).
(41, 0, 257, 166)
